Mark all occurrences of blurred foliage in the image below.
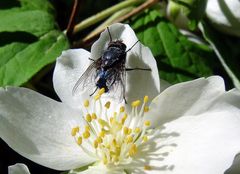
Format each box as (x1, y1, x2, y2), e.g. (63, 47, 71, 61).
(0, 0, 69, 87)
(130, 9, 217, 84)
(200, 21, 240, 89)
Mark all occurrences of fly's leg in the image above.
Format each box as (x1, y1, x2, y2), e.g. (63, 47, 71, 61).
(123, 95, 127, 104)
(125, 40, 139, 53)
(125, 67, 151, 71)
(88, 58, 95, 62)
(107, 27, 113, 42)
(90, 87, 98, 96)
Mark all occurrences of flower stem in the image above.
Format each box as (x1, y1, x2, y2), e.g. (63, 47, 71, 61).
(72, 0, 144, 34)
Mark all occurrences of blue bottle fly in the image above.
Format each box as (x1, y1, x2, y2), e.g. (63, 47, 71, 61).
(72, 27, 151, 103)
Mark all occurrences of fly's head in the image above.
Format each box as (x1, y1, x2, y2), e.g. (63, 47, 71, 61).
(108, 40, 126, 52)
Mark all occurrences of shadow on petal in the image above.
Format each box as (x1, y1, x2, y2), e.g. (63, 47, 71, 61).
(127, 126, 180, 173)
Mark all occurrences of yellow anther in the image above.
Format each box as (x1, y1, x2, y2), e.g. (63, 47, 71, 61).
(143, 135, 148, 142)
(120, 106, 125, 112)
(123, 127, 129, 135)
(126, 135, 133, 143)
(144, 96, 149, 103)
(144, 120, 151, 127)
(134, 127, 141, 134)
(113, 156, 119, 162)
(97, 137, 103, 143)
(91, 113, 97, 120)
(99, 131, 105, 137)
(110, 117, 114, 124)
(94, 140, 98, 148)
(144, 165, 152, 171)
(83, 131, 90, 139)
(94, 94, 101, 101)
(112, 139, 117, 146)
(128, 128, 132, 135)
(77, 136, 82, 145)
(121, 113, 128, 124)
(129, 144, 137, 156)
(98, 119, 108, 127)
(131, 100, 141, 107)
(84, 100, 89, 107)
(103, 156, 108, 165)
(121, 118, 126, 124)
(85, 125, 91, 132)
(98, 88, 105, 95)
(71, 127, 80, 136)
(85, 114, 92, 122)
(104, 101, 111, 109)
(144, 106, 149, 112)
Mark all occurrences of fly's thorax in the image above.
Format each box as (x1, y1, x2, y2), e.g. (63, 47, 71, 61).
(102, 48, 126, 69)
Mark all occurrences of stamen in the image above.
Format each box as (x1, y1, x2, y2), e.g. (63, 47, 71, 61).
(85, 125, 91, 132)
(84, 100, 89, 107)
(94, 140, 98, 148)
(83, 131, 90, 139)
(129, 144, 137, 156)
(72, 94, 154, 167)
(86, 114, 92, 122)
(98, 88, 105, 95)
(120, 106, 125, 112)
(144, 96, 149, 103)
(99, 131, 105, 138)
(144, 165, 152, 171)
(71, 127, 80, 136)
(77, 136, 82, 145)
(97, 137, 103, 143)
(126, 135, 133, 143)
(144, 120, 151, 127)
(105, 101, 111, 109)
(94, 94, 101, 101)
(131, 100, 141, 107)
(123, 127, 129, 135)
(98, 119, 109, 128)
(144, 106, 149, 112)
(134, 127, 141, 134)
(142, 135, 148, 143)
(92, 113, 97, 120)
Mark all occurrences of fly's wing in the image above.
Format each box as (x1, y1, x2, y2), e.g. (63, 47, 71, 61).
(72, 59, 101, 96)
(105, 65, 126, 102)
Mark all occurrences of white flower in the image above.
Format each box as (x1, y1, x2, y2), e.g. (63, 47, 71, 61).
(8, 164, 30, 174)
(0, 23, 240, 174)
(206, 0, 240, 38)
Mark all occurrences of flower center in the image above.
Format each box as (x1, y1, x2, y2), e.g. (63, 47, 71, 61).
(71, 89, 152, 168)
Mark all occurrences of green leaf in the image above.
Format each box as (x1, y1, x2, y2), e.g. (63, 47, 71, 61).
(0, 0, 69, 87)
(199, 21, 240, 89)
(130, 9, 215, 84)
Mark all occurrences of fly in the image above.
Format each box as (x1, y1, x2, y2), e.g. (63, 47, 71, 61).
(72, 27, 151, 103)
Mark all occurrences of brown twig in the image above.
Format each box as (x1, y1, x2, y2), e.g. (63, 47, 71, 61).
(80, 0, 158, 45)
(114, 0, 158, 24)
(66, 0, 81, 40)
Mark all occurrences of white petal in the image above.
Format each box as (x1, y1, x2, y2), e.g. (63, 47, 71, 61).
(71, 164, 125, 174)
(91, 23, 139, 60)
(91, 23, 160, 102)
(0, 87, 96, 170)
(132, 109, 240, 174)
(8, 163, 30, 174)
(147, 76, 225, 127)
(53, 49, 92, 108)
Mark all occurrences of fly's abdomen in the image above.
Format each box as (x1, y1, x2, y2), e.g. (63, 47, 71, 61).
(96, 69, 109, 92)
